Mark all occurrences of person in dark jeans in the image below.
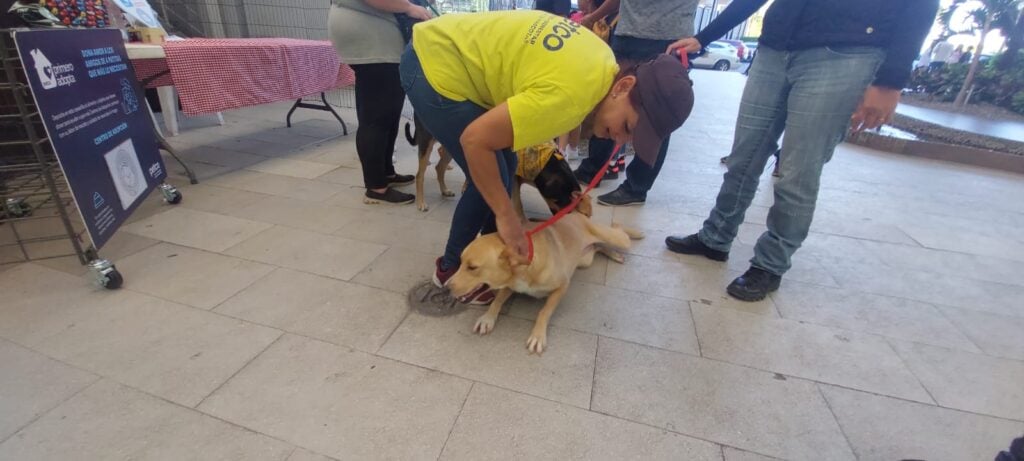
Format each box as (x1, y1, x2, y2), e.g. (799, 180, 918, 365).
(665, 0, 938, 301)
(328, 0, 430, 204)
(575, 0, 699, 207)
(535, 0, 571, 17)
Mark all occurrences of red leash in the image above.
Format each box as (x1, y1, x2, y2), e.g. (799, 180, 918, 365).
(524, 144, 622, 264)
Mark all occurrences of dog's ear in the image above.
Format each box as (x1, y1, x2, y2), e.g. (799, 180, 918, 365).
(500, 246, 528, 268)
(573, 191, 593, 217)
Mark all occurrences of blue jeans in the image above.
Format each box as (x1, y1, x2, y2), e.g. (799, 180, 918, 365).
(578, 35, 675, 197)
(399, 46, 518, 270)
(698, 46, 884, 275)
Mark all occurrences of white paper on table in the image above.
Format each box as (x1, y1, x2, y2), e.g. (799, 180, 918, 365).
(109, 0, 162, 28)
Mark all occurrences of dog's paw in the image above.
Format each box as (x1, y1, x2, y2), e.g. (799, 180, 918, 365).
(473, 314, 497, 335)
(606, 251, 626, 264)
(441, 189, 455, 198)
(416, 201, 430, 212)
(526, 332, 547, 355)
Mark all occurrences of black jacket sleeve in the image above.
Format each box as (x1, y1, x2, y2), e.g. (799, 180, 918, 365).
(693, 0, 770, 46)
(872, 0, 939, 89)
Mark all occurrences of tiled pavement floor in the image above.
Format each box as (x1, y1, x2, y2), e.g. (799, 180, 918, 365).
(2, 70, 1023, 461)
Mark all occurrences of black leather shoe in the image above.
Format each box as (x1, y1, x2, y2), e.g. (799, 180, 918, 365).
(727, 266, 781, 302)
(573, 166, 601, 187)
(665, 234, 728, 261)
(387, 174, 415, 187)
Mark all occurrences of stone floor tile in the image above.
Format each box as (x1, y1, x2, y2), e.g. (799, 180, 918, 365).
(30, 288, 280, 407)
(592, 337, 856, 461)
(313, 165, 364, 186)
(692, 305, 931, 402)
(216, 268, 408, 353)
(33, 230, 161, 276)
(508, 281, 699, 355)
(287, 448, 336, 461)
(118, 243, 274, 309)
(821, 384, 1024, 461)
(334, 212, 451, 255)
(606, 254, 779, 317)
(122, 207, 272, 253)
(890, 340, 1024, 421)
(723, 447, 784, 461)
(224, 226, 386, 281)
(176, 183, 272, 215)
(210, 170, 343, 202)
(227, 195, 370, 233)
(350, 246, 438, 294)
(771, 282, 981, 352)
(899, 223, 1024, 263)
(198, 334, 471, 461)
(0, 380, 293, 460)
(246, 157, 338, 179)
(0, 339, 97, 440)
(440, 384, 722, 461)
(378, 309, 597, 408)
(178, 145, 268, 169)
(828, 261, 1024, 318)
(939, 306, 1024, 361)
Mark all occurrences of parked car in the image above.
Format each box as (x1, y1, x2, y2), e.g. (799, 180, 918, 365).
(720, 39, 746, 61)
(691, 41, 741, 71)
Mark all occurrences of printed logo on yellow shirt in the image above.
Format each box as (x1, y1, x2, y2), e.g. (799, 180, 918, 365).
(524, 16, 582, 52)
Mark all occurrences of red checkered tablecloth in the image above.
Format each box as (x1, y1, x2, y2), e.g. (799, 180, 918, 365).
(131, 38, 355, 116)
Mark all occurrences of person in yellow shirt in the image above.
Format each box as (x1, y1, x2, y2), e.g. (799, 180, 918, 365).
(402, 10, 693, 304)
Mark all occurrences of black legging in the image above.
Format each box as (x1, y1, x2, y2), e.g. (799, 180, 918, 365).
(351, 63, 405, 190)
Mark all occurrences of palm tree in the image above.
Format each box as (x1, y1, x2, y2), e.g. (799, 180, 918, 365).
(952, 0, 1023, 107)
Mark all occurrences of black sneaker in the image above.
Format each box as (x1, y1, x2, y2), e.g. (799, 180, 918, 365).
(364, 188, 414, 205)
(573, 166, 601, 187)
(603, 170, 620, 180)
(720, 156, 729, 164)
(597, 186, 645, 206)
(665, 234, 729, 261)
(387, 173, 415, 187)
(727, 266, 782, 302)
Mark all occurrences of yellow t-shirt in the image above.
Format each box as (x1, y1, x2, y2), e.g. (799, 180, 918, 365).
(412, 11, 618, 151)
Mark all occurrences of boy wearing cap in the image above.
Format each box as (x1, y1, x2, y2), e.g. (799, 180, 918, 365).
(574, 0, 700, 207)
(402, 10, 693, 304)
(665, 0, 938, 301)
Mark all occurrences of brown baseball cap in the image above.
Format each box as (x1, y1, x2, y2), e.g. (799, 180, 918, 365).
(632, 54, 694, 165)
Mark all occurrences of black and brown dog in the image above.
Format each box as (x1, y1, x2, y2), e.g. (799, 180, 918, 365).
(405, 116, 592, 217)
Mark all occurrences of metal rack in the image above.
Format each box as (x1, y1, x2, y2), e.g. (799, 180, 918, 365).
(0, 30, 179, 288)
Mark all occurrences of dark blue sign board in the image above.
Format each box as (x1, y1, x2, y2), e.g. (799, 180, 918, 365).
(14, 28, 166, 249)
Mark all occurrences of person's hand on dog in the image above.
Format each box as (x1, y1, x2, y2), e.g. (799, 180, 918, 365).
(850, 85, 900, 133)
(497, 213, 530, 265)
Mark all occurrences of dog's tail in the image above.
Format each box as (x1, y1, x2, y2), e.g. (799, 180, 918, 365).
(612, 223, 645, 240)
(404, 122, 416, 146)
(583, 220, 635, 252)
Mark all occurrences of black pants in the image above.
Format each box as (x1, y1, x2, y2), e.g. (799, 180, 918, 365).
(351, 63, 405, 190)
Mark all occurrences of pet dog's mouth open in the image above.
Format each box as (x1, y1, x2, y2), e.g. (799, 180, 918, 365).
(450, 282, 484, 299)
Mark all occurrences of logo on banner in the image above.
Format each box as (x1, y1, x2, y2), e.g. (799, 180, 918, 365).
(92, 192, 105, 209)
(120, 78, 139, 114)
(28, 49, 75, 90)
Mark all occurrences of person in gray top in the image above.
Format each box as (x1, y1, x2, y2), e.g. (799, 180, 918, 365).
(328, 0, 431, 204)
(574, 0, 698, 207)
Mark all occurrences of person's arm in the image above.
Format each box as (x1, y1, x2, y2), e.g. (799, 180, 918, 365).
(872, 0, 939, 89)
(363, 0, 431, 19)
(850, 0, 939, 133)
(460, 103, 530, 261)
(581, 0, 619, 28)
(667, 0, 768, 54)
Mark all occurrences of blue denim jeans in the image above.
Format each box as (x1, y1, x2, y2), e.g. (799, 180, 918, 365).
(399, 46, 518, 270)
(698, 46, 884, 275)
(578, 35, 675, 197)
